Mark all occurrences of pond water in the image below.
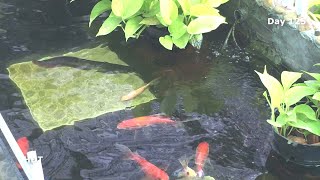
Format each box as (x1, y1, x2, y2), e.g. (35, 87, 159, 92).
(0, 1, 319, 180)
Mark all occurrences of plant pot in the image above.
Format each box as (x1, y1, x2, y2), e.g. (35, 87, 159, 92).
(266, 150, 320, 179)
(272, 130, 320, 167)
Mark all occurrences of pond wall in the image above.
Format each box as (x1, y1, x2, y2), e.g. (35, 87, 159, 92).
(221, 0, 320, 73)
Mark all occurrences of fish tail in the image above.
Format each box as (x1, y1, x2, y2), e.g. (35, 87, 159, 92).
(180, 118, 201, 123)
(197, 169, 204, 177)
(115, 143, 133, 159)
(146, 77, 161, 86)
(178, 155, 191, 168)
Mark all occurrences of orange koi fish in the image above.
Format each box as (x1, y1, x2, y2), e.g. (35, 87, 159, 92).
(195, 142, 209, 177)
(16, 137, 30, 169)
(121, 77, 160, 101)
(115, 144, 169, 180)
(117, 115, 175, 130)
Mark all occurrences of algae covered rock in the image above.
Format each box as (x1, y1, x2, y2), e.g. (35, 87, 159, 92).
(7, 44, 156, 131)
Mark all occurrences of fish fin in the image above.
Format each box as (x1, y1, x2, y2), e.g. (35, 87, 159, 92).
(114, 143, 133, 159)
(197, 170, 205, 177)
(174, 118, 202, 128)
(180, 118, 202, 123)
(147, 77, 161, 86)
(206, 158, 213, 167)
(178, 155, 192, 168)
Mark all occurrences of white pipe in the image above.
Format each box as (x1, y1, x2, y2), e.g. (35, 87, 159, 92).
(0, 113, 44, 180)
(295, 0, 309, 16)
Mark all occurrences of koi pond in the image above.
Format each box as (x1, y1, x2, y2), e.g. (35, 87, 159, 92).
(1, 0, 320, 180)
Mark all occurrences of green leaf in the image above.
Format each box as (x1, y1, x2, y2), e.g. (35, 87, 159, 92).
(89, 0, 112, 27)
(289, 114, 320, 136)
(284, 86, 317, 106)
(274, 114, 288, 127)
(294, 104, 318, 121)
(281, 71, 302, 91)
(125, 16, 143, 40)
(313, 92, 320, 101)
(177, 0, 191, 15)
(304, 71, 320, 81)
(314, 63, 320, 66)
(304, 80, 320, 89)
(160, 0, 178, 25)
(255, 66, 284, 109)
(7, 45, 156, 131)
(159, 35, 173, 50)
(287, 110, 297, 122)
(203, 0, 229, 7)
(187, 15, 226, 34)
(267, 119, 284, 127)
(96, 14, 122, 36)
(156, 13, 168, 26)
(142, 1, 160, 17)
(168, 17, 187, 39)
(190, 4, 220, 17)
(189, 34, 203, 49)
(111, 0, 144, 19)
(172, 32, 189, 49)
(309, 0, 320, 8)
(190, 0, 201, 5)
(140, 17, 161, 25)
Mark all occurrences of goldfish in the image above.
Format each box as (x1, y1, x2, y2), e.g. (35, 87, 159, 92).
(175, 156, 197, 178)
(195, 142, 209, 177)
(121, 77, 160, 101)
(115, 144, 169, 180)
(174, 157, 216, 180)
(117, 115, 176, 130)
(16, 137, 30, 169)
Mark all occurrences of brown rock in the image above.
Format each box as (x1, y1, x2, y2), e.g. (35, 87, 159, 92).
(288, 135, 307, 144)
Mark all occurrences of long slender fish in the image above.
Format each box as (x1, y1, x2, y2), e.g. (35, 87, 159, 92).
(115, 144, 169, 180)
(121, 77, 160, 101)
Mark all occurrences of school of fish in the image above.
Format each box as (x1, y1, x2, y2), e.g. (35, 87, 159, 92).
(115, 113, 213, 179)
(28, 57, 216, 179)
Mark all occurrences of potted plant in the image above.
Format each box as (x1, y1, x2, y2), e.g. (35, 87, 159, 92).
(255, 65, 320, 166)
(87, 0, 228, 50)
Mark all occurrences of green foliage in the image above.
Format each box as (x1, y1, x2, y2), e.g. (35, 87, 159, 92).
(89, 0, 228, 50)
(308, 0, 320, 21)
(255, 66, 320, 137)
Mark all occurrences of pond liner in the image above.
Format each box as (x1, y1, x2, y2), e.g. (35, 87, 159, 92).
(272, 131, 320, 167)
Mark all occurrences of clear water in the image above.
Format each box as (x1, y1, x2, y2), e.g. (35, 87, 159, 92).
(0, 1, 319, 180)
